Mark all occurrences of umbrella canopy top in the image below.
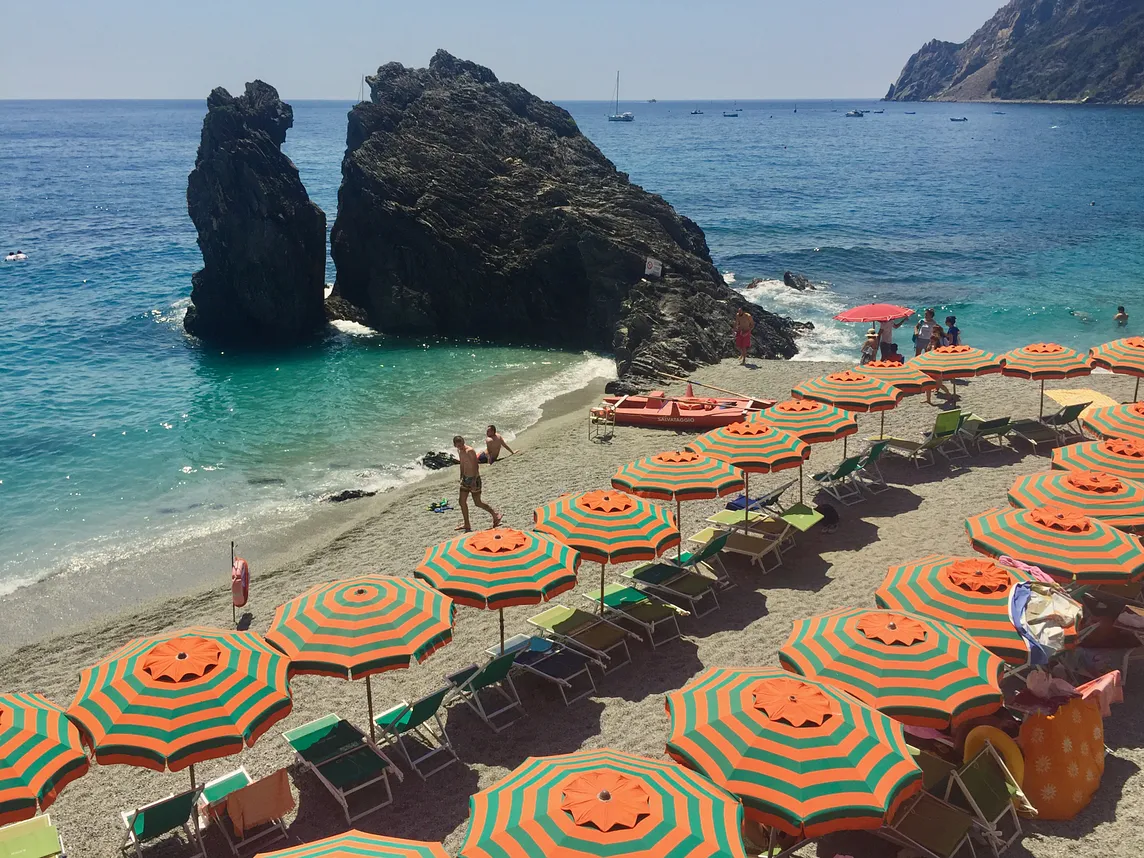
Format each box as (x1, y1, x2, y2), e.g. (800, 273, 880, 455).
(0, 692, 90, 825)
(1052, 438, 1144, 482)
(68, 627, 292, 772)
(253, 830, 449, 858)
(611, 451, 744, 502)
(1090, 336, 1144, 376)
(460, 747, 747, 858)
(755, 400, 859, 444)
(664, 667, 922, 839)
(876, 555, 1038, 665)
(266, 576, 455, 680)
(534, 491, 680, 564)
(911, 346, 1003, 380)
(1008, 470, 1144, 532)
(1001, 343, 1092, 380)
(416, 529, 580, 609)
(684, 422, 810, 473)
(855, 362, 938, 395)
(791, 371, 902, 413)
(834, 304, 914, 323)
(1081, 403, 1144, 442)
(778, 607, 1004, 730)
(965, 505, 1144, 585)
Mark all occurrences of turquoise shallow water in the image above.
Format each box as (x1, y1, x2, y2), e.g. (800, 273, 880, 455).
(1, 97, 1142, 593)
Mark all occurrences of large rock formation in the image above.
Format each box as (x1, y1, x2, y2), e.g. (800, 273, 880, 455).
(886, 0, 1144, 104)
(185, 81, 327, 344)
(330, 50, 805, 391)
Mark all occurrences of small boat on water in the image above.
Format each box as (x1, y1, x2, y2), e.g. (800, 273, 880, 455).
(950, 117, 969, 122)
(904, 111, 917, 115)
(691, 108, 703, 115)
(601, 392, 772, 430)
(723, 103, 740, 117)
(873, 109, 885, 114)
(607, 72, 634, 122)
(647, 98, 657, 103)
(845, 110, 864, 118)
(993, 111, 1007, 115)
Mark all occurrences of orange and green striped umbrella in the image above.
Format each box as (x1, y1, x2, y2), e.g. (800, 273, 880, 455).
(855, 361, 938, 396)
(875, 556, 1037, 665)
(685, 421, 810, 510)
(665, 667, 921, 838)
(965, 505, 1144, 586)
(779, 608, 1004, 730)
(1002, 343, 1092, 416)
(911, 345, 1003, 380)
(534, 491, 678, 613)
(0, 693, 89, 825)
(1052, 438, 1144, 482)
(459, 747, 747, 858)
(790, 371, 901, 413)
(68, 627, 291, 779)
(1090, 336, 1144, 401)
(267, 576, 454, 740)
(1008, 471, 1144, 532)
(417, 528, 580, 649)
(755, 399, 858, 444)
(254, 831, 448, 858)
(1081, 402, 1144, 442)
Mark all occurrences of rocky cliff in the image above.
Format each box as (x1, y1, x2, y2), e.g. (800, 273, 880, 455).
(886, 0, 1144, 103)
(329, 50, 804, 391)
(185, 81, 328, 344)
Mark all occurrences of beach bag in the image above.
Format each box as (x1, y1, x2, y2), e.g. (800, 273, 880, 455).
(1018, 697, 1104, 819)
(231, 556, 250, 609)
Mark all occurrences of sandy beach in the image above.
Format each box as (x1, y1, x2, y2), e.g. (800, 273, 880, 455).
(3, 358, 1142, 858)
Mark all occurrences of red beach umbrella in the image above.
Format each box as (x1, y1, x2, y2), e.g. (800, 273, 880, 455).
(834, 304, 914, 323)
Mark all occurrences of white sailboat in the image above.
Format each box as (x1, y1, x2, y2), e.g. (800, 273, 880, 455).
(608, 71, 634, 122)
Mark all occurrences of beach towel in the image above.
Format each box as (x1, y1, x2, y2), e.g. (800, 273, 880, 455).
(1009, 582, 1082, 665)
(1044, 387, 1118, 414)
(225, 768, 294, 838)
(1075, 670, 1124, 716)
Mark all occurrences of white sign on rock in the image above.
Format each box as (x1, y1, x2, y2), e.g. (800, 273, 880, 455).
(644, 257, 663, 279)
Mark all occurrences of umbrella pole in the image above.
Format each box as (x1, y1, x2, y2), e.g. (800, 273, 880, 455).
(1040, 379, 1045, 418)
(1136, 377, 1140, 403)
(880, 411, 885, 438)
(366, 675, 376, 742)
(799, 462, 804, 503)
(499, 607, 505, 654)
(600, 562, 606, 615)
(677, 499, 683, 559)
(742, 473, 750, 527)
(189, 764, 196, 789)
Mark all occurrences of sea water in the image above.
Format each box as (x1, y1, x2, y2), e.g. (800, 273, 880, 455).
(1, 98, 1142, 594)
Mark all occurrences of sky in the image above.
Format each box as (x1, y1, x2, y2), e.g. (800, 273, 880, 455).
(0, 0, 1007, 100)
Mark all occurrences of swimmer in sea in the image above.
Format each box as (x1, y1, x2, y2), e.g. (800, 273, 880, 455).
(1115, 306, 1129, 327)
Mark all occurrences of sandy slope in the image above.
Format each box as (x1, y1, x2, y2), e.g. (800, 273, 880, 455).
(2, 359, 1141, 858)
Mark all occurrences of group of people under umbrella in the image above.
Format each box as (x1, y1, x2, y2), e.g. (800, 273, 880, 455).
(5, 329, 1144, 858)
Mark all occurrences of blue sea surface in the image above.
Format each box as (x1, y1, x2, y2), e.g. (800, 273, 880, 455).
(1, 97, 1142, 593)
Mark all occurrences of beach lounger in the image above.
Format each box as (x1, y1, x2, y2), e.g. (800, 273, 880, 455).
(944, 744, 1022, 856)
(582, 582, 687, 648)
(1039, 402, 1091, 443)
(528, 605, 637, 672)
(777, 502, 824, 532)
(374, 687, 457, 779)
(282, 714, 401, 824)
(960, 416, 1012, 453)
(1008, 419, 1061, 451)
(724, 478, 798, 513)
(855, 440, 892, 493)
(811, 454, 865, 504)
(198, 767, 293, 856)
(689, 526, 784, 572)
(0, 814, 65, 858)
(873, 410, 965, 467)
(881, 791, 978, 858)
(120, 788, 205, 858)
(445, 652, 525, 733)
(706, 509, 796, 554)
(487, 634, 597, 705)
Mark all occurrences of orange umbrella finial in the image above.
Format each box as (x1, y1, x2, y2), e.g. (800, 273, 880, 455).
(944, 559, 1012, 593)
(856, 613, 928, 646)
(560, 770, 651, 831)
(751, 677, 836, 727)
(1103, 438, 1144, 458)
(578, 490, 635, 514)
(775, 399, 822, 413)
(1065, 471, 1125, 495)
(139, 637, 223, 684)
(468, 528, 529, 554)
(651, 450, 702, 465)
(826, 370, 870, 383)
(1028, 505, 1094, 533)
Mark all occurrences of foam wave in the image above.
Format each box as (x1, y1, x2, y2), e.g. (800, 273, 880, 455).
(723, 271, 736, 284)
(738, 278, 857, 362)
(330, 319, 378, 337)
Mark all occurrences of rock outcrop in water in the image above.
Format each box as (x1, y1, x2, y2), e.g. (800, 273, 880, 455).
(886, 0, 1144, 104)
(329, 50, 805, 391)
(185, 81, 328, 344)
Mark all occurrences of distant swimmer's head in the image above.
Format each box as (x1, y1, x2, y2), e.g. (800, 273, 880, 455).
(453, 435, 465, 449)
(1118, 306, 1127, 314)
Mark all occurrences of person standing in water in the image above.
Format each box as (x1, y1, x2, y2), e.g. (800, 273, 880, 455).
(914, 309, 936, 356)
(733, 308, 755, 365)
(1115, 306, 1129, 326)
(453, 435, 501, 532)
(878, 316, 909, 360)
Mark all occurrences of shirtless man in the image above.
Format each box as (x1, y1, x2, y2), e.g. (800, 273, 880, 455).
(733, 308, 755, 365)
(453, 435, 501, 532)
(477, 424, 515, 464)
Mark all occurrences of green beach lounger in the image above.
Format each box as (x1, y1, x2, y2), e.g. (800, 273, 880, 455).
(689, 526, 783, 572)
(882, 791, 978, 858)
(811, 454, 865, 503)
(374, 686, 457, 779)
(582, 582, 687, 648)
(944, 744, 1023, 856)
(487, 634, 597, 705)
(623, 556, 721, 617)
(528, 604, 637, 672)
(0, 814, 65, 858)
(199, 766, 292, 856)
(960, 416, 1012, 452)
(1039, 402, 1091, 443)
(856, 440, 892, 493)
(283, 714, 401, 824)
(120, 788, 205, 858)
(445, 651, 525, 732)
(874, 409, 965, 467)
(1008, 419, 1061, 451)
(706, 509, 796, 554)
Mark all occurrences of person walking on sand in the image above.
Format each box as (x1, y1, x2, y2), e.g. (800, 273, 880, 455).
(477, 424, 515, 464)
(733, 308, 755, 365)
(453, 435, 502, 532)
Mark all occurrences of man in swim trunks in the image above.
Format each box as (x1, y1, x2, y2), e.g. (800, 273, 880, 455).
(477, 424, 515, 464)
(733, 308, 755, 365)
(454, 435, 501, 532)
